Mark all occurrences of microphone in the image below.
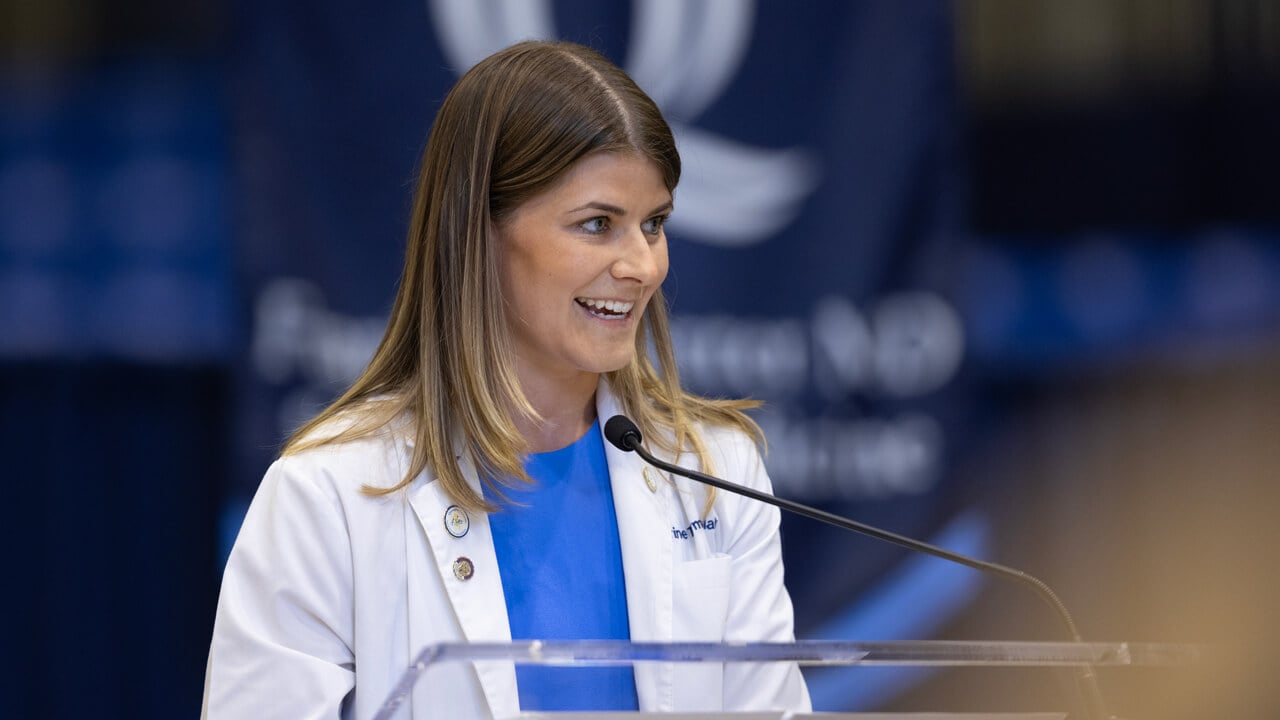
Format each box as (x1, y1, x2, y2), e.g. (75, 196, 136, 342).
(603, 414, 1113, 720)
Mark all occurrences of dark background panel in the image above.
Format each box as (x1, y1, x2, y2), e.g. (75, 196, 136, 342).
(0, 364, 223, 718)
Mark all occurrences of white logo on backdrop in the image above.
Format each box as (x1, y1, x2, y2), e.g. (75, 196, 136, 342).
(426, 0, 820, 246)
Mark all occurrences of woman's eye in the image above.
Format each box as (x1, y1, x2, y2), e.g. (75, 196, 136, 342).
(581, 217, 608, 234)
(642, 215, 669, 235)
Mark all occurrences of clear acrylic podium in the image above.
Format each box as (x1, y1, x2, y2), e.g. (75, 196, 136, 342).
(373, 639, 1198, 719)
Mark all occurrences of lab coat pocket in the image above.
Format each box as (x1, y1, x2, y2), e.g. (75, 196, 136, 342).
(670, 553, 730, 709)
(671, 553, 731, 640)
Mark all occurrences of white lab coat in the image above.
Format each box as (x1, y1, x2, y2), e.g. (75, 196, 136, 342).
(203, 381, 810, 719)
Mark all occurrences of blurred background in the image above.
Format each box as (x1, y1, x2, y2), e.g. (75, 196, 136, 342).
(2, 0, 1277, 717)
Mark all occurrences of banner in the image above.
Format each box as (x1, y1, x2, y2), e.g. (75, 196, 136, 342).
(234, 2, 968, 709)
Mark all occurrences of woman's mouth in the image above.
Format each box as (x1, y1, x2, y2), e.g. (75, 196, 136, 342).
(576, 297, 635, 320)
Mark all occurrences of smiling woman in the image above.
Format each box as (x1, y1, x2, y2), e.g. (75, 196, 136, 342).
(203, 40, 810, 719)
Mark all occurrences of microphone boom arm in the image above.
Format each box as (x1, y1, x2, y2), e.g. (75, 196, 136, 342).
(604, 414, 1112, 720)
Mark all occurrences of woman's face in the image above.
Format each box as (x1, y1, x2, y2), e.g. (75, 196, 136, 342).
(496, 151, 671, 390)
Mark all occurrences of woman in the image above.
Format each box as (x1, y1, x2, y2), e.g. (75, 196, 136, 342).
(204, 40, 810, 719)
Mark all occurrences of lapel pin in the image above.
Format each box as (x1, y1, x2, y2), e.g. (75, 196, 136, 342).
(642, 466, 659, 493)
(452, 556, 475, 581)
(444, 505, 470, 538)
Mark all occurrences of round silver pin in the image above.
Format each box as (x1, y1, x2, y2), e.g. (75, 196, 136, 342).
(444, 505, 470, 538)
(452, 556, 475, 581)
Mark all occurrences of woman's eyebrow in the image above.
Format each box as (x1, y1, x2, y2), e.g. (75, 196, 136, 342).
(568, 201, 626, 215)
(567, 200, 673, 216)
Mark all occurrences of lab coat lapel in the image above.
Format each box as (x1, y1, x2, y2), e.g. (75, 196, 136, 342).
(597, 383, 675, 711)
(405, 447, 518, 719)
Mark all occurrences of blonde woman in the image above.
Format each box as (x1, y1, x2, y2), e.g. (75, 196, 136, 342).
(204, 40, 810, 719)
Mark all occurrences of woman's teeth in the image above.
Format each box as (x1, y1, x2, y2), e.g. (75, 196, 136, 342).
(577, 298, 633, 317)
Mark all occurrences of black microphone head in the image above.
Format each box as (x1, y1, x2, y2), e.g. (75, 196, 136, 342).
(603, 415, 642, 451)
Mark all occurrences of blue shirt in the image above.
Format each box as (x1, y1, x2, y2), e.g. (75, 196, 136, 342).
(486, 422, 639, 711)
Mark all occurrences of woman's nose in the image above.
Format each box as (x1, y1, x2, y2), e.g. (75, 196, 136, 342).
(611, 228, 667, 284)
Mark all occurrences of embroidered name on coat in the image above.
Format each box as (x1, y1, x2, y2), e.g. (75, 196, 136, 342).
(671, 517, 718, 540)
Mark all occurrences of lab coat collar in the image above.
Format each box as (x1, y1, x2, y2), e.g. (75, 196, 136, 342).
(405, 444, 518, 718)
(596, 380, 676, 711)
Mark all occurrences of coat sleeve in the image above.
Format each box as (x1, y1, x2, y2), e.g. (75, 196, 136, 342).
(717, 432, 812, 712)
(203, 455, 357, 720)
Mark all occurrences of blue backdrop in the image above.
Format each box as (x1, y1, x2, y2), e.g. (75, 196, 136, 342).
(230, 1, 980, 711)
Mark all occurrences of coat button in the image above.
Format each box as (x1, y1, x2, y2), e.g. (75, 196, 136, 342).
(444, 505, 470, 538)
(452, 556, 475, 581)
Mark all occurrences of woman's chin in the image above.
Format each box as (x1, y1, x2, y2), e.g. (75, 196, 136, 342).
(586, 351, 638, 376)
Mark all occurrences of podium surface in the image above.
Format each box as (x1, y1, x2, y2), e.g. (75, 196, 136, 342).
(519, 707, 1070, 712)
(374, 640, 1197, 719)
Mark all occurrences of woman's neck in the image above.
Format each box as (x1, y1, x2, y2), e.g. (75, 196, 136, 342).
(513, 370, 599, 453)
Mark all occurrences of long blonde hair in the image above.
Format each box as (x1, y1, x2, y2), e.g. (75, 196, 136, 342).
(284, 40, 760, 512)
